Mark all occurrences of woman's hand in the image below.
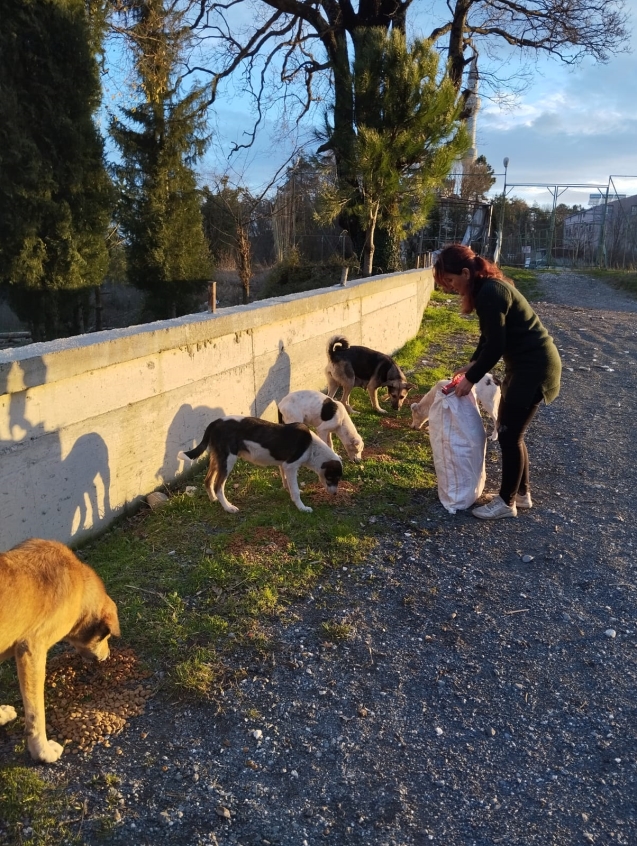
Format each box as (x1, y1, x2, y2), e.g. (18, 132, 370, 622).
(453, 364, 471, 378)
(453, 376, 473, 397)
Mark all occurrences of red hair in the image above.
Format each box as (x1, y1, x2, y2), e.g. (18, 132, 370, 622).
(433, 244, 513, 313)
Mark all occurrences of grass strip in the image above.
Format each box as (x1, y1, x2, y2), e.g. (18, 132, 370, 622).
(586, 268, 637, 296)
(82, 290, 480, 695)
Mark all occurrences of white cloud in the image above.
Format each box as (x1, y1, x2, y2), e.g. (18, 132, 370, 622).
(474, 8, 637, 204)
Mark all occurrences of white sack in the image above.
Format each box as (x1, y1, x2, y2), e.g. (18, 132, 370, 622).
(428, 386, 487, 514)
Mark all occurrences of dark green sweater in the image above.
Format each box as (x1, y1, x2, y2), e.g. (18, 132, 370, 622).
(465, 278, 562, 406)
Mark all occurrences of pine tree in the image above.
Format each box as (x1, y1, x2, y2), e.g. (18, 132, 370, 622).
(110, 0, 211, 320)
(319, 29, 468, 276)
(461, 155, 496, 201)
(0, 0, 113, 340)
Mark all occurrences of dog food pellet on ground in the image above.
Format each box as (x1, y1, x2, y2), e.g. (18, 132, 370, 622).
(45, 646, 154, 754)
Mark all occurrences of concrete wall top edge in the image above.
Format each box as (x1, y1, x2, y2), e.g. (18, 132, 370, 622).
(0, 269, 432, 394)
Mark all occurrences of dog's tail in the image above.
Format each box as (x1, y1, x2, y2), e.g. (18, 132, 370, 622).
(178, 420, 218, 461)
(327, 335, 349, 361)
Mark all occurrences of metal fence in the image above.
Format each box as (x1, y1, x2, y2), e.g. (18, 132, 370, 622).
(498, 177, 637, 271)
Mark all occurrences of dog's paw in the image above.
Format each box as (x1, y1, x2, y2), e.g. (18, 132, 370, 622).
(297, 504, 313, 513)
(221, 504, 240, 513)
(29, 738, 64, 764)
(375, 408, 389, 415)
(0, 705, 17, 725)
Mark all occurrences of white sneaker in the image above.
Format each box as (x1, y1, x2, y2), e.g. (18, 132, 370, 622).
(472, 495, 518, 520)
(515, 491, 533, 509)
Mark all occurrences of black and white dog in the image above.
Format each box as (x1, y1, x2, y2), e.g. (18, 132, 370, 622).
(325, 335, 415, 414)
(178, 416, 343, 513)
(277, 390, 364, 461)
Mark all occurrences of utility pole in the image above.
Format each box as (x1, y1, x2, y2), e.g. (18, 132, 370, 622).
(495, 157, 509, 264)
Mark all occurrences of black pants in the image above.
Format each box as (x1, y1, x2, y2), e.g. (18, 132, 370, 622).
(497, 392, 542, 506)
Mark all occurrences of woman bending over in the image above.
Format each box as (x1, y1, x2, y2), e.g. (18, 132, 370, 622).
(433, 244, 562, 520)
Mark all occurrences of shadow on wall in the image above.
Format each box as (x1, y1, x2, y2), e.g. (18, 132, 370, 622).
(160, 403, 226, 485)
(253, 341, 291, 419)
(0, 361, 111, 546)
(159, 343, 293, 489)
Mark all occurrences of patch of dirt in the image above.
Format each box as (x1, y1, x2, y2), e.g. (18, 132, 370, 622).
(225, 527, 292, 557)
(379, 416, 406, 430)
(304, 479, 361, 506)
(360, 448, 395, 461)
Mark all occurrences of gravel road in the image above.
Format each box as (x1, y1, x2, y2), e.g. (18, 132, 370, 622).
(3, 272, 637, 846)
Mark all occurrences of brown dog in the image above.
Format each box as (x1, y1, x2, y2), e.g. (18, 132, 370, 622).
(325, 335, 415, 414)
(0, 539, 120, 763)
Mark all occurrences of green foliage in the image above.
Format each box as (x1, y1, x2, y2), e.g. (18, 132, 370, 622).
(320, 29, 468, 275)
(500, 199, 585, 265)
(0, 0, 113, 339)
(0, 767, 80, 845)
(320, 620, 354, 641)
(501, 266, 543, 300)
(460, 155, 496, 200)
(110, 0, 212, 319)
(586, 269, 637, 296)
(259, 248, 356, 299)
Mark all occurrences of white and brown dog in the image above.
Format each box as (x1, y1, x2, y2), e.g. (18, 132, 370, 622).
(410, 373, 501, 439)
(0, 539, 120, 763)
(278, 390, 364, 461)
(325, 335, 415, 414)
(178, 416, 343, 513)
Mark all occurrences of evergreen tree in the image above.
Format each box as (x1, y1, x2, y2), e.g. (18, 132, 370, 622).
(318, 29, 467, 276)
(110, 0, 211, 320)
(0, 0, 113, 340)
(461, 155, 496, 201)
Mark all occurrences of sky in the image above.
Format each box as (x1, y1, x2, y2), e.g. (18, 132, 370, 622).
(104, 0, 637, 211)
(471, 1, 637, 208)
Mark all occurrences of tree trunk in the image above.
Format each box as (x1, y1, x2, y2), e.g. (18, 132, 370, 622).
(362, 206, 380, 276)
(324, 31, 356, 178)
(236, 223, 252, 304)
(446, 0, 471, 91)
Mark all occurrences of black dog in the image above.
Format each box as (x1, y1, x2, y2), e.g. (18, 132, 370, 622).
(325, 335, 415, 414)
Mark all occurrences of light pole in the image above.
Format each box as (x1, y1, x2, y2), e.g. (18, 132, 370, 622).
(497, 156, 509, 264)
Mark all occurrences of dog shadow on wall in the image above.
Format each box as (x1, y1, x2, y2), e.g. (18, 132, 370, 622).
(0, 361, 112, 544)
(158, 342, 291, 485)
(159, 403, 225, 484)
(253, 341, 291, 419)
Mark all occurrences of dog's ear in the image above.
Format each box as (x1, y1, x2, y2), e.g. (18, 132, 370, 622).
(79, 618, 114, 644)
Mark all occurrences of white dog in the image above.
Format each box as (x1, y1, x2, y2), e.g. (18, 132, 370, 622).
(410, 373, 501, 440)
(278, 390, 364, 461)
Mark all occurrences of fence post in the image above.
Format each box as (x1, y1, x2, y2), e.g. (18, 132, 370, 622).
(208, 281, 217, 313)
(596, 184, 611, 268)
(340, 267, 349, 286)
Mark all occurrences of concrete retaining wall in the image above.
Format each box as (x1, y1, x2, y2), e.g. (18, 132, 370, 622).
(0, 269, 434, 548)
